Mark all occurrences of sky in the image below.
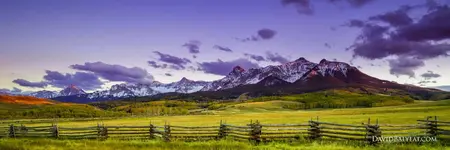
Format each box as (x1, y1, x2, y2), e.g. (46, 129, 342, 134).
(1, 0, 450, 93)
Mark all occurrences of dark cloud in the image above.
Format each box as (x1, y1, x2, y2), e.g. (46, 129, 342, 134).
(182, 40, 201, 54)
(153, 51, 192, 69)
(324, 43, 332, 48)
(281, 0, 313, 15)
(43, 70, 104, 91)
(265, 52, 290, 64)
(213, 45, 233, 52)
(258, 29, 277, 39)
(71, 62, 154, 84)
(368, 6, 413, 27)
(328, 0, 375, 8)
(282, 0, 374, 15)
(148, 60, 187, 71)
(12, 79, 48, 88)
(421, 71, 441, 80)
(148, 61, 167, 69)
(244, 53, 266, 61)
(387, 57, 425, 78)
(198, 58, 260, 76)
(418, 80, 437, 85)
(346, 19, 366, 27)
(426, 0, 439, 11)
(164, 73, 173, 77)
(396, 6, 450, 42)
(240, 28, 277, 42)
(346, 2, 450, 77)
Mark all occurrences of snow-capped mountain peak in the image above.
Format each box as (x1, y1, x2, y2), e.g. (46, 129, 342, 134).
(294, 57, 310, 63)
(201, 58, 361, 91)
(59, 84, 86, 96)
(229, 66, 245, 76)
(29, 90, 58, 99)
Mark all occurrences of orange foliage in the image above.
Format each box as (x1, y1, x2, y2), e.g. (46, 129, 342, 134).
(0, 95, 55, 105)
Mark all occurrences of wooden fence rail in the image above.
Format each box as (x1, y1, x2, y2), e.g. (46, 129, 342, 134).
(1, 116, 448, 144)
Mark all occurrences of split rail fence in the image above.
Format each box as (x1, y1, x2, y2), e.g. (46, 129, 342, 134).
(0, 116, 449, 144)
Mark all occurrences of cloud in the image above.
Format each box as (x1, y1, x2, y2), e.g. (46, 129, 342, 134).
(43, 70, 104, 91)
(346, 19, 366, 27)
(281, 0, 313, 15)
(12, 79, 48, 88)
(182, 40, 201, 54)
(148, 60, 188, 71)
(265, 52, 290, 64)
(421, 71, 441, 80)
(71, 62, 154, 84)
(198, 58, 260, 76)
(329, 0, 376, 8)
(0, 87, 21, 94)
(213, 45, 233, 52)
(387, 57, 425, 78)
(239, 28, 277, 42)
(244, 53, 266, 61)
(368, 6, 413, 27)
(12, 87, 22, 93)
(0, 88, 10, 93)
(395, 6, 450, 42)
(153, 51, 192, 70)
(346, 2, 450, 76)
(164, 73, 173, 76)
(148, 61, 167, 69)
(282, 0, 374, 15)
(324, 43, 331, 48)
(418, 80, 437, 85)
(258, 29, 277, 40)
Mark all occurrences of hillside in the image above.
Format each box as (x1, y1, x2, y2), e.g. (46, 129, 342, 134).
(0, 95, 55, 105)
(0, 95, 126, 119)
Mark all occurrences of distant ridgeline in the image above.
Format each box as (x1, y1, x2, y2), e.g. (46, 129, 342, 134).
(3, 58, 450, 103)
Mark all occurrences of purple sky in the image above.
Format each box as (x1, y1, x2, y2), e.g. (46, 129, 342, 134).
(1, 0, 449, 92)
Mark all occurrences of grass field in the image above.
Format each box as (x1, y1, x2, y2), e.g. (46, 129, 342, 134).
(1, 99, 449, 149)
(0, 138, 448, 150)
(3, 99, 448, 128)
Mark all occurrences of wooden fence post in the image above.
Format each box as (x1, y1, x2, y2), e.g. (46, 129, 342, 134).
(9, 124, 15, 138)
(365, 118, 381, 145)
(218, 120, 227, 140)
(425, 116, 438, 137)
(164, 122, 171, 142)
(308, 118, 320, 140)
(249, 120, 262, 144)
(103, 125, 108, 140)
(149, 122, 155, 140)
(374, 119, 381, 144)
(52, 123, 59, 139)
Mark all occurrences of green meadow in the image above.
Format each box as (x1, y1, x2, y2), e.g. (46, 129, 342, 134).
(1, 91, 449, 149)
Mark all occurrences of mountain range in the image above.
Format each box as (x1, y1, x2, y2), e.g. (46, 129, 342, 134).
(3, 57, 448, 103)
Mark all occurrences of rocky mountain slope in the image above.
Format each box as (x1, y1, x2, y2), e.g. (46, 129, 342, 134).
(11, 57, 448, 103)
